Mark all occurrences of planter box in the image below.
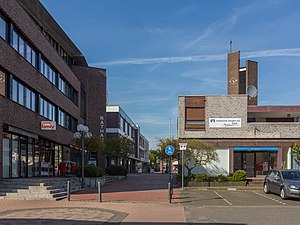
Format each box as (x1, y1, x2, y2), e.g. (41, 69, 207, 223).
(188, 181, 246, 187)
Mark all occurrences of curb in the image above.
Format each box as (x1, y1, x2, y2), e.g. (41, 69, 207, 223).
(184, 186, 263, 191)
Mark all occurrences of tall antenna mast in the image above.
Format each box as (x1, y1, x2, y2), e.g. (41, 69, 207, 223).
(230, 39, 233, 52)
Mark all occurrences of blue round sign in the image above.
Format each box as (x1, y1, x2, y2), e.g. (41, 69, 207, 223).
(165, 145, 175, 155)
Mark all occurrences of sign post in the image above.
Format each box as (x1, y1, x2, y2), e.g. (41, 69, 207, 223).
(165, 145, 175, 203)
(165, 145, 175, 181)
(179, 143, 187, 191)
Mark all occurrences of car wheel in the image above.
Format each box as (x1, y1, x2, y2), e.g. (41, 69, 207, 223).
(280, 187, 288, 200)
(263, 183, 270, 194)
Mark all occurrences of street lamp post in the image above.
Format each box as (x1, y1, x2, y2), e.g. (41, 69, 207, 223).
(74, 124, 92, 188)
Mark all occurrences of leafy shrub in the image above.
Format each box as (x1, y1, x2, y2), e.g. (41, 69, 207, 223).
(74, 165, 105, 177)
(228, 170, 246, 181)
(105, 165, 128, 176)
(192, 174, 208, 182)
(215, 174, 228, 182)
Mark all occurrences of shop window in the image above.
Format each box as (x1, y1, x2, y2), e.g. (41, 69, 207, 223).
(11, 135, 20, 178)
(28, 143, 33, 177)
(2, 136, 10, 178)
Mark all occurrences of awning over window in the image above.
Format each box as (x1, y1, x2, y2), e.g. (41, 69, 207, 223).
(234, 146, 278, 151)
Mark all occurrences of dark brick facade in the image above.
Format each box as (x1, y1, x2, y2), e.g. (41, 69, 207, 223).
(228, 51, 258, 106)
(0, 0, 107, 177)
(227, 51, 240, 95)
(72, 66, 107, 136)
(246, 60, 258, 105)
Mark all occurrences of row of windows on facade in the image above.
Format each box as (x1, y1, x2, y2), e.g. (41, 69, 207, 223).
(139, 137, 149, 149)
(34, 17, 74, 66)
(120, 116, 135, 139)
(0, 13, 77, 105)
(0, 70, 77, 132)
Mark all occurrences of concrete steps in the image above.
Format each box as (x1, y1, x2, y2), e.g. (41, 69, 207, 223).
(0, 175, 126, 200)
(0, 177, 82, 201)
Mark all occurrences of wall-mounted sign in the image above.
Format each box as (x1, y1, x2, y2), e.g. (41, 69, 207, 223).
(99, 115, 105, 139)
(209, 118, 241, 128)
(179, 143, 187, 151)
(41, 121, 56, 130)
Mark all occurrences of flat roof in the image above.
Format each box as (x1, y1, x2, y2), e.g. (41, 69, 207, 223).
(248, 105, 300, 113)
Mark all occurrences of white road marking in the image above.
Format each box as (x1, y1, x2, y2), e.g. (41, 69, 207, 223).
(214, 191, 232, 206)
(252, 191, 286, 205)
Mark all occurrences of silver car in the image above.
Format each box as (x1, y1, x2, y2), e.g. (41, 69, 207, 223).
(263, 169, 300, 199)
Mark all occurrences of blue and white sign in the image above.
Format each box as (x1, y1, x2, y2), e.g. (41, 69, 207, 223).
(165, 145, 175, 155)
(209, 118, 241, 128)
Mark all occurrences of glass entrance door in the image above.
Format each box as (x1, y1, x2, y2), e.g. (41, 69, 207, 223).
(243, 152, 255, 177)
(234, 151, 278, 177)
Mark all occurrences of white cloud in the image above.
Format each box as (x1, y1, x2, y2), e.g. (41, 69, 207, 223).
(92, 47, 300, 66)
(91, 54, 227, 66)
(242, 48, 300, 58)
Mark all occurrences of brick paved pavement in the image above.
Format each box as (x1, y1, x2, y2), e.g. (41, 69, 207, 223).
(0, 200, 185, 224)
(71, 173, 181, 203)
(0, 174, 186, 224)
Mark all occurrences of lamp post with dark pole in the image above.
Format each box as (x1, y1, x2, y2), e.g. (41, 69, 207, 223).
(74, 124, 92, 188)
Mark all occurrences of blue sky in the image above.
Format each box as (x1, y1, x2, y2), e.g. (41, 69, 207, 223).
(41, 0, 300, 149)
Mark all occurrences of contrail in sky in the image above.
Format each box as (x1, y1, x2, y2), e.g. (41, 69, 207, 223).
(91, 48, 300, 66)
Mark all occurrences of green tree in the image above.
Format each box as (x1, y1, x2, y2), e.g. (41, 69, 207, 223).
(104, 137, 134, 158)
(85, 136, 105, 153)
(73, 135, 105, 153)
(149, 149, 160, 167)
(292, 143, 300, 162)
(156, 137, 179, 160)
(179, 139, 218, 180)
(156, 137, 180, 173)
(73, 135, 105, 167)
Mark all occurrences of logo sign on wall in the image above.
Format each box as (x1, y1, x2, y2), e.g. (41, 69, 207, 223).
(209, 118, 241, 128)
(41, 121, 56, 130)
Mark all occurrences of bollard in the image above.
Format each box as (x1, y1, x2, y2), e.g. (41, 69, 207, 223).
(67, 181, 70, 201)
(98, 181, 102, 202)
(168, 182, 171, 204)
(171, 176, 174, 196)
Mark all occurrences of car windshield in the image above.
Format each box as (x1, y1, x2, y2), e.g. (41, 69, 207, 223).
(281, 171, 300, 180)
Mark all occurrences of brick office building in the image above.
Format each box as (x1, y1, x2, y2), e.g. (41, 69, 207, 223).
(106, 106, 150, 173)
(0, 0, 106, 179)
(178, 51, 300, 177)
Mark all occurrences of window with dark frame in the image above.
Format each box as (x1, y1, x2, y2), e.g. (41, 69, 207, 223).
(0, 13, 7, 40)
(185, 96, 206, 130)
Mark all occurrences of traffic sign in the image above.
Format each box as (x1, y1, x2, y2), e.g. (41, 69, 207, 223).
(179, 143, 187, 151)
(165, 145, 175, 155)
